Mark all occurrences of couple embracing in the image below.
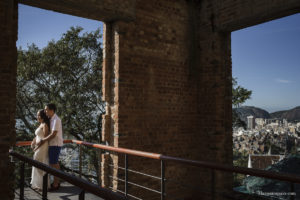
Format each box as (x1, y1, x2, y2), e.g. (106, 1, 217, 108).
(30, 103, 63, 192)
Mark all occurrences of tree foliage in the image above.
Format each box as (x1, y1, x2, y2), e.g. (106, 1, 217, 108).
(233, 150, 248, 186)
(232, 77, 252, 108)
(17, 26, 104, 140)
(232, 78, 252, 128)
(16, 26, 104, 182)
(232, 110, 247, 129)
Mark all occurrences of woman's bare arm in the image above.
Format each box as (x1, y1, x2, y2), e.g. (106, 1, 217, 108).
(43, 124, 49, 137)
(31, 137, 36, 149)
(34, 124, 49, 151)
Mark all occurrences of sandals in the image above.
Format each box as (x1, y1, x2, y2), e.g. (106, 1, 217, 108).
(32, 187, 42, 192)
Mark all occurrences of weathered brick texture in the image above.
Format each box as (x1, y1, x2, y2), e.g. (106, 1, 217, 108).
(101, 0, 300, 199)
(101, 1, 233, 198)
(19, 0, 136, 22)
(216, 0, 300, 31)
(0, 0, 18, 199)
(2, 0, 300, 199)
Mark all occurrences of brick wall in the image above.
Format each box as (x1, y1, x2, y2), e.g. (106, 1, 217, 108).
(101, 0, 233, 198)
(0, 0, 18, 199)
(19, 0, 136, 22)
(101, 0, 300, 199)
(1, 0, 300, 199)
(216, 0, 300, 31)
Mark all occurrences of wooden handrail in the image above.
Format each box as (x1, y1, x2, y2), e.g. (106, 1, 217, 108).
(9, 151, 126, 200)
(15, 140, 73, 147)
(15, 139, 162, 159)
(15, 141, 32, 146)
(71, 140, 162, 160)
(160, 155, 300, 184)
(15, 140, 300, 184)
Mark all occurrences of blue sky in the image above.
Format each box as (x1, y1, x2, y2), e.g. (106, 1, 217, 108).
(232, 13, 300, 113)
(18, 4, 300, 113)
(17, 4, 102, 49)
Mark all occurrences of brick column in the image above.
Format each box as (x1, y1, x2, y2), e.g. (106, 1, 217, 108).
(101, 21, 121, 189)
(0, 0, 18, 199)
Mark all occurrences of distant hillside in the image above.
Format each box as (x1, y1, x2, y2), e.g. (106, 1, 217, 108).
(270, 106, 300, 121)
(234, 106, 300, 123)
(234, 106, 270, 123)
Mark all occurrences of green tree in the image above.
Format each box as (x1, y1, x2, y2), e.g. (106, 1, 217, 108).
(232, 78, 252, 186)
(233, 150, 248, 186)
(16, 26, 104, 183)
(232, 78, 252, 108)
(232, 77, 252, 128)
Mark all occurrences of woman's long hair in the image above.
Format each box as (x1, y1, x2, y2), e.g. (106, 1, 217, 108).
(38, 109, 50, 132)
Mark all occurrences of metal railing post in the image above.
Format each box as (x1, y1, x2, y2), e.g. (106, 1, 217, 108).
(42, 173, 48, 200)
(79, 145, 82, 178)
(290, 182, 295, 200)
(161, 160, 165, 200)
(19, 162, 25, 200)
(125, 154, 128, 197)
(79, 189, 85, 200)
(211, 169, 215, 200)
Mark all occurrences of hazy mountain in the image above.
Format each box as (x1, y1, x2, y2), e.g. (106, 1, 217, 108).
(234, 106, 270, 123)
(270, 106, 300, 121)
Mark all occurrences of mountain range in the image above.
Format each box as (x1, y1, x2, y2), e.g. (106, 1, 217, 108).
(234, 106, 300, 122)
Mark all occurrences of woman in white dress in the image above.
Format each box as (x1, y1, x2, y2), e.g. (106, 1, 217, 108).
(30, 109, 50, 191)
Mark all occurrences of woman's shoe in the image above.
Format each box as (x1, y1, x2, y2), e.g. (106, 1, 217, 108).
(32, 187, 39, 191)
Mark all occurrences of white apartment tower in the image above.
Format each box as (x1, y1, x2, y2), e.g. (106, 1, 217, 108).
(283, 118, 288, 127)
(247, 115, 255, 130)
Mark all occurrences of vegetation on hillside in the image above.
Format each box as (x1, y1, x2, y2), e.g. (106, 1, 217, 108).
(232, 78, 252, 129)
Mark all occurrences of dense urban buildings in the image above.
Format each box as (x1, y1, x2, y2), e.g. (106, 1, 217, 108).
(234, 116, 300, 155)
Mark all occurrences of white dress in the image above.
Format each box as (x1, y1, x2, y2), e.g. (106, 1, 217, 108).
(30, 126, 50, 189)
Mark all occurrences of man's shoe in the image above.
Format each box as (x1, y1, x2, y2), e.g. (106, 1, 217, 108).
(48, 183, 60, 192)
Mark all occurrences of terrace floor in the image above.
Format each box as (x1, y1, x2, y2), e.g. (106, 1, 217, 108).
(14, 182, 103, 200)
